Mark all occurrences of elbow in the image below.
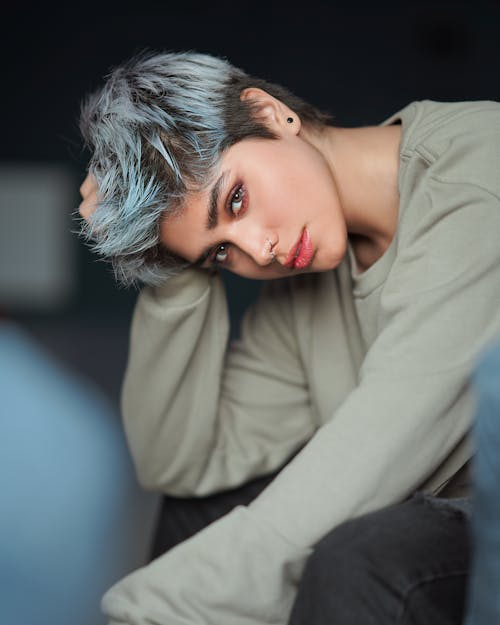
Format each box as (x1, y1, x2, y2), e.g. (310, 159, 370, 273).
(132, 456, 211, 497)
(134, 466, 163, 493)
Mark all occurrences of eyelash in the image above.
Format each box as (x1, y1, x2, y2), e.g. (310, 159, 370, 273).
(211, 183, 247, 267)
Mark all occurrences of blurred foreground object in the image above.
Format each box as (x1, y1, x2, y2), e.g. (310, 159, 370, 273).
(0, 163, 76, 312)
(464, 339, 500, 625)
(0, 321, 160, 625)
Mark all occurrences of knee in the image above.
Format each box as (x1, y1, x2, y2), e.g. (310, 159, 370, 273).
(298, 511, 384, 597)
(289, 496, 469, 625)
(289, 510, 392, 625)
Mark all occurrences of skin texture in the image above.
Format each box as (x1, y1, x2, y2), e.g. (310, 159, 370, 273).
(161, 129, 347, 279)
(79, 174, 98, 221)
(79, 88, 402, 280)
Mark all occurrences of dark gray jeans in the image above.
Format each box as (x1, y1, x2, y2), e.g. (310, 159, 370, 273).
(151, 480, 470, 625)
(289, 493, 470, 625)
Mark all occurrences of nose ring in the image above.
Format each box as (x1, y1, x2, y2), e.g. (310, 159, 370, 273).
(265, 238, 276, 260)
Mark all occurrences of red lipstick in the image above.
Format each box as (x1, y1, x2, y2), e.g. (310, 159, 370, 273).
(285, 228, 313, 269)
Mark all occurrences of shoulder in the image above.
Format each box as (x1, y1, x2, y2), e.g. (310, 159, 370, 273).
(386, 103, 500, 289)
(397, 100, 500, 197)
(385, 99, 500, 146)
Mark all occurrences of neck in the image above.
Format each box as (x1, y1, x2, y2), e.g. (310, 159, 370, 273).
(304, 122, 401, 270)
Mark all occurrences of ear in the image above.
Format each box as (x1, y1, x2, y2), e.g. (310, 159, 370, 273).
(239, 87, 301, 135)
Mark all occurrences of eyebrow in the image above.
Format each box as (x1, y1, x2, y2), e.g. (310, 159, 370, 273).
(206, 170, 229, 230)
(193, 170, 230, 266)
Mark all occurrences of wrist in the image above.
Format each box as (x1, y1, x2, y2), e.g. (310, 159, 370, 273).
(146, 266, 214, 307)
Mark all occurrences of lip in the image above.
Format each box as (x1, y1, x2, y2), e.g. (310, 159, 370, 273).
(284, 228, 313, 269)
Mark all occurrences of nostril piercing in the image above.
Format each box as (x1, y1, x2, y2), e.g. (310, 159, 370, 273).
(265, 238, 276, 259)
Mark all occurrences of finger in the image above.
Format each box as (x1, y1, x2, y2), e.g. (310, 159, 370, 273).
(79, 190, 100, 220)
(79, 172, 97, 199)
(79, 173, 102, 220)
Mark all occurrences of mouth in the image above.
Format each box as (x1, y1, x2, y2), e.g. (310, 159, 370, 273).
(284, 228, 313, 269)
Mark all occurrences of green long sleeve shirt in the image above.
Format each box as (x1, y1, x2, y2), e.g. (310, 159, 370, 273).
(103, 99, 500, 625)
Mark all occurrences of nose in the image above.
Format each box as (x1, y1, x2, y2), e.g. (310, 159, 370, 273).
(230, 222, 277, 267)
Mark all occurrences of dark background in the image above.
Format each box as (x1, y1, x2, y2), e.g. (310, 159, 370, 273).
(2, 0, 499, 408)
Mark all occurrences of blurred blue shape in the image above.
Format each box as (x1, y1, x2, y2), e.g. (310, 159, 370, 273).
(0, 321, 159, 625)
(464, 338, 500, 625)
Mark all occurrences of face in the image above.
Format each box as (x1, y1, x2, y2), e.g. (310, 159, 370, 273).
(161, 130, 348, 280)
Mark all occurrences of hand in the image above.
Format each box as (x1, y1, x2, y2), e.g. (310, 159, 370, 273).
(101, 505, 311, 625)
(78, 173, 100, 221)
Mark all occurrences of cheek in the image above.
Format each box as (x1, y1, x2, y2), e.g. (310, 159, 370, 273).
(260, 177, 312, 224)
(280, 153, 335, 219)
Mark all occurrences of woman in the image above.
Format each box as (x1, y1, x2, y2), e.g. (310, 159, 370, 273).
(78, 51, 500, 625)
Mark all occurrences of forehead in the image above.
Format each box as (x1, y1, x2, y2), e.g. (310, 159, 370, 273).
(161, 144, 236, 231)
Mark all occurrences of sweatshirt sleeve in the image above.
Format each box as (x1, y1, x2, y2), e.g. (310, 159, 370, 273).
(121, 266, 315, 496)
(250, 180, 500, 544)
(102, 181, 500, 625)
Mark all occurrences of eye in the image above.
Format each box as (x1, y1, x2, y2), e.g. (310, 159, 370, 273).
(214, 243, 229, 264)
(229, 185, 245, 215)
(210, 183, 246, 268)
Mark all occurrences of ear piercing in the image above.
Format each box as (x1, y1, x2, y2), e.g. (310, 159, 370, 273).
(287, 117, 294, 124)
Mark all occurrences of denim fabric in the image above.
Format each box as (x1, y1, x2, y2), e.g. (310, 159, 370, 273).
(289, 493, 470, 625)
(464, 340, 500, 625)
(153, 481, 471, 625)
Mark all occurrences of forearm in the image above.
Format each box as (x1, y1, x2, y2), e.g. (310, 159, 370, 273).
(121, 268, 230, 493)
(121, 271, 315, 497)
(250, 368, 474, 547)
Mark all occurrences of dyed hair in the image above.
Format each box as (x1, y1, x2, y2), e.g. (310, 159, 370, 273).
(78, 50, 333, 287)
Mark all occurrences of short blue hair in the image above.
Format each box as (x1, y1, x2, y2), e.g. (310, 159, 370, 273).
(78, 50, 333, 287)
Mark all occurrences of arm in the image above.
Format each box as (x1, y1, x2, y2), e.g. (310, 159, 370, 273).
(251, 180, 500, 538)
(121, 267, 315, 495)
